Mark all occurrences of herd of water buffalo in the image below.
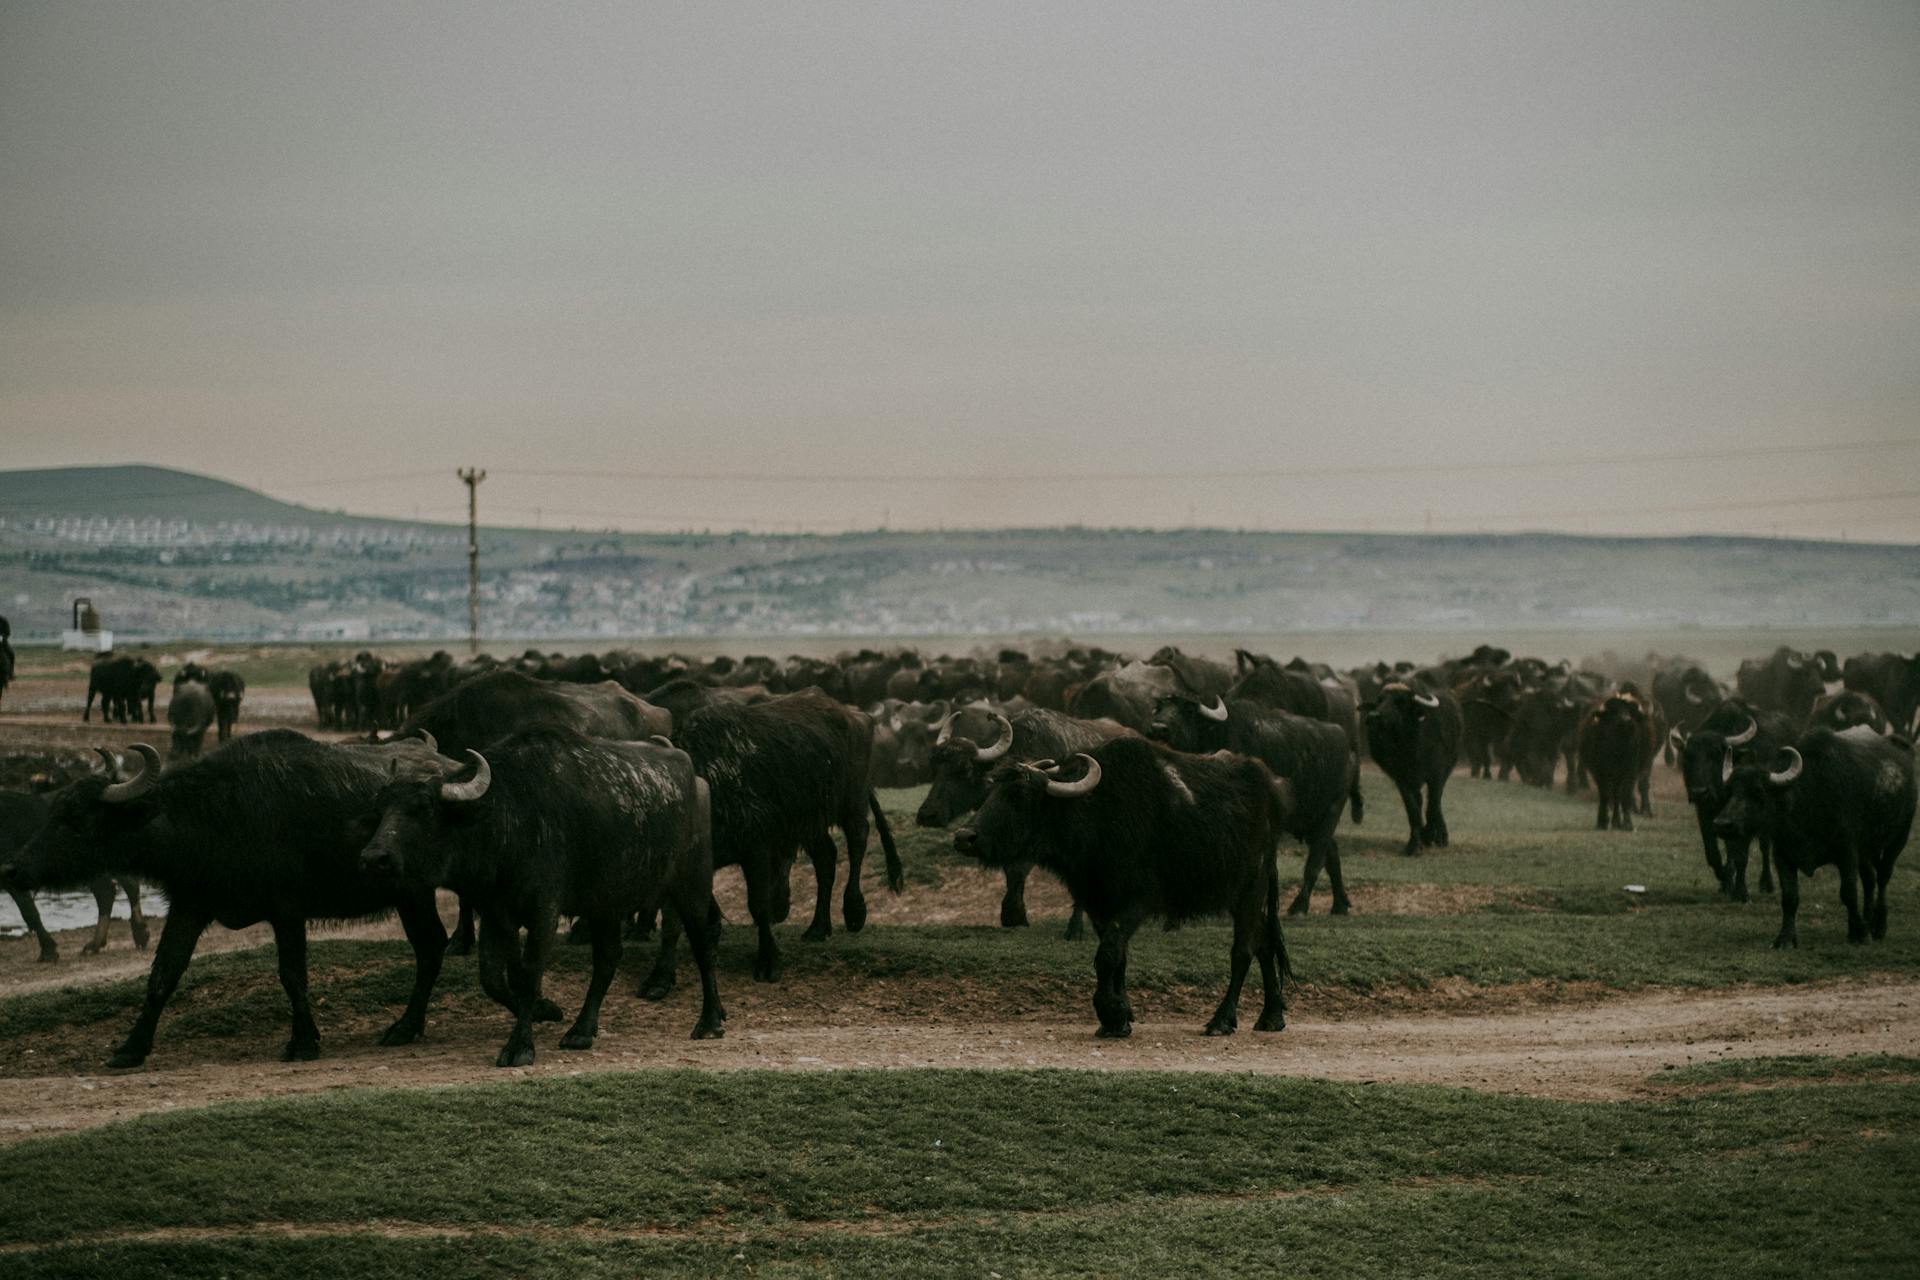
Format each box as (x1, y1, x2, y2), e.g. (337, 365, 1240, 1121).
(0, 640, 1912, 1069)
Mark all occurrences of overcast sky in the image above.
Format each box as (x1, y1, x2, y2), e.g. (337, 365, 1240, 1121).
(3, 2, 1916, 538)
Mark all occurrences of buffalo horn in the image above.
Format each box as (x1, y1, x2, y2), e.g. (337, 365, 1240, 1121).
(1725, 717, 1757, 747)
(1768, 747, 1803, 786)
(92, 746, 121, 778)
(1668, 727, 1687, 752)
(1044, 753, 1102, 798)
(648, 735, 674, 748)
(1199, 695, 1230, 722)
(974, 712, 1013, 763)
(410, 729, 438, 754)
(1413, 692, 1440, 709)
(933, 710, 957, 748)
(101, 744, 162, 804)
(440, 750, 492, 803)
(1685, 687, 1705, 705)
(1721, 750, 1736, 785)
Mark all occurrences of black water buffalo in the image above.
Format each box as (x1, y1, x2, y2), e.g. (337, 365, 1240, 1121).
(1364, 683, 1463, 856)
(915, 704, 1128, 936)
(84, 656, 160, 724)
(1067, 661, 1180, 734)
(1457, 666, 1524, 780)
(0, 733, 452, 1067)
(1812, 689, 1893, 736)
(1714, 728, 1914, 948)
(0, 614, 13, 708)
(1229, 653, 1363, 823)
(867, 698, 949, 789)
(2, 772, 149, 962)
(1671, 700, 1794, 900)
(1652, 662, 1721, 761)
(359, 729, 724, 1065)
(208, 669, 246, 741)
(1736, 647, 1830, 725)
(1578, 693, 1655, 831)
(1504, 674, 1596, 790)
(644, 690, 901, 993)
(953, 740, 1293, 1039)
(388, 669, 671, 953)
(166, 679, 216, 762)
(1146, 646, 1234, 699)
(1843, 652, 1920, 736)
(1149, 693, 1354, 917)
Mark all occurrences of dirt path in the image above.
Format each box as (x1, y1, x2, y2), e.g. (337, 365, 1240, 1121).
(2, 977, 1912, 1143)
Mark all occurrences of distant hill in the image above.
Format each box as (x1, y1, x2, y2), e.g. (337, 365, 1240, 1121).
(1, 465, 1917, 642)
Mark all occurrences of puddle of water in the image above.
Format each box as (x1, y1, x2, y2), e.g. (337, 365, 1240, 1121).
(1, 886, 171, 937)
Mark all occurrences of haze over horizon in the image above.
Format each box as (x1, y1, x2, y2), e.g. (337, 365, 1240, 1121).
(4, 3, 1917, 540)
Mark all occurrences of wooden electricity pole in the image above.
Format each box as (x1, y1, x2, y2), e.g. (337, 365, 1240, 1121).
(458, 468, 486, 654)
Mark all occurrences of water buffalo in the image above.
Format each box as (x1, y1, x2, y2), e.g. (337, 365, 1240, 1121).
(359, 729, 724, 1065)
(0, 733, 453, 1067)
(1671, 700, 1794, 900)
(2, 772, 149, 962)
(1714, 728, 1913, 948)
(1578, 693, 1654, 831)
(954, 739, 1293, 1039)
(167, 679, 216, 762)
(1364, 683, 1463, 856)
(1842, 652, 1920, 736)
(84, 656, 160, 724)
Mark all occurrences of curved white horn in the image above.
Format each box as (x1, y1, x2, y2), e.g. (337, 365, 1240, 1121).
(1668, 727, 1687, 752)
(102, 744, 162, 804)
(1044, 753, 1102, 798)
(1200, 696, 1230, 722)
(1725, 717, 1757, 747)
(933, 710, 957, 747)
(439, 750, 492, 802)
(1768, 747, 1803, 786)
(410, 728, 438, 754)
(1685, 688, 1705, 705)
(974, 712, 1013, 763)
(648, 734, 674, 748)
(1721, 750, 1736, 785)
(92, 746, 121, 778)
(1413, 692, 1440, 709)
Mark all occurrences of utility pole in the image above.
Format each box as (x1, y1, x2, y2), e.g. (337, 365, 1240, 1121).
(458, 468, 486, 654)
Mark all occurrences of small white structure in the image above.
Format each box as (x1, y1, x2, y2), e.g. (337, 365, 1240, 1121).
(62, 597, 113, 652)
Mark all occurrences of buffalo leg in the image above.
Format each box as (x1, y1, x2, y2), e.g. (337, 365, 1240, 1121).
(478, 917, 535, 1066)
(640, 904, 682, 1000)
(670, 887, 726, 1040)
(1695, 809, 1731, 895)
(1871, 860, 1892, 940)
(1758, 836, 1775, 895)
(1837, 845, 1867, 944)
(269, 917, 322, 1062)
(560, 915, 622, 1050)
(841, 803, 871, 933)
(1773, 863, 1800, 949)
(744, 848, 783, 983)
(1397, 782, 1424, 856)
(1289, 831, 1349, 916)
(1091, 908, 1144, 1038)
(1000, 863, 1032, 928)
(9, 888, 58, 962)
(1724, 835, 1752, 903)
(1205, 900, 1258, 1037)
(122, 877, 149, 950)
(1063, 903, 1086, 940)
(111, 905, 211, 1068)
(770, 850, 794, 924)
(802, 833, 838, 942)
(381, 892, 448, 1046)
(447, 898, 476, 955)
(1423, 774, 1450, 848)
(1254, 870, 1290, 1033)
(82, 877, 116, 954)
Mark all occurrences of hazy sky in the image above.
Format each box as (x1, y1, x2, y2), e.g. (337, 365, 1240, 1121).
(3, 2, 1917, 538)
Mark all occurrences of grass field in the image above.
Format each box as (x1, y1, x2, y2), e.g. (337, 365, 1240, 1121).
(1, 689, 1916, 1276)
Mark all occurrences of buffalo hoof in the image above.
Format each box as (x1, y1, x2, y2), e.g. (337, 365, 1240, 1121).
(378, 1020, 421, 1047)
(1618, 818, 1634, 833)
(281, 1040, 321, 1063)
(496, 1043, 535, 1069)
(1331, 899, 1352, 916)
(843, 896, 869, 933)
(690, 1020, 724, 1041)
(1401, 844, 1421, 858)
(999, 902, 1030, 929)
(1772, 934, 1797, 950)
(1253, 1011, 1287, 1033)
(1285, 897, 1309, 917)
(81, 940, 104, 956)
(802, 921, 831, 943)
(1203, 1019, 1237, 1037)
(131, 924, 151, 951)
(1062, 919, 1085, 941)
(1730, 886, 1750, 904)
(107, 1048, 147, 1069)
(35, 945, 58, 963)
(564, 919, 593, 946)
(534, 998, 566, 1022)
(752, 955, 782, 983)
(559, 1029, 596, 1050)
(1094, 1023, 1132, 1040)
(638, 973, 675, 1002)
(886, 864, 905, 894)
(445, 936, 474, 957)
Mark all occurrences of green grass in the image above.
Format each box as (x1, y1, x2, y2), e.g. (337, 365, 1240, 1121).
(2, 1067, 1915, 1277)
(1655, 1053, 1920, 1087)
